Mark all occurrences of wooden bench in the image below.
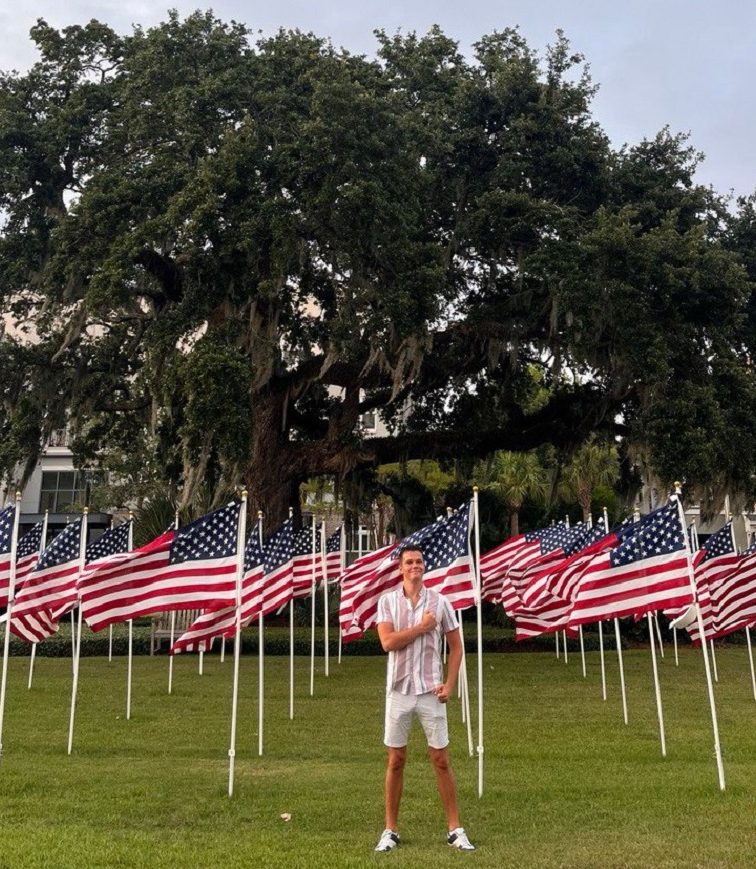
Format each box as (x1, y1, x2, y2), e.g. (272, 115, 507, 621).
(149, 610, 201, 654)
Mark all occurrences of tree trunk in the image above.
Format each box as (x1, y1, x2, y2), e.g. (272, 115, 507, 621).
(245, 389, 301, 529)
(509, 511, 520, 537)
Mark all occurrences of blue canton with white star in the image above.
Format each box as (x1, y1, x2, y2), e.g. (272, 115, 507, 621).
(393, 502, 471, 572)
(169, 503, 241, 564)
(699, 522, 735, 563)
(244, 520, 265, 572)
(263, 519, 295, 573)
(609, 503, 684, 568)
(86, 521, 131, 563)
(565, 519, 606, 556)
(0, 506, 14, 555)
(17, 523, 44, 559)
(293, 525, 321, 557)
(326, 528, 341, 553)
(36, 519, 83, 571)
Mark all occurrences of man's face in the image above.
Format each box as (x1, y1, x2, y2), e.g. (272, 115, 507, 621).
(400, 550, 424, 582)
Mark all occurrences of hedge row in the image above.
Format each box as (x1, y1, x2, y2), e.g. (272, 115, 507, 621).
(6, 622, 745, 659)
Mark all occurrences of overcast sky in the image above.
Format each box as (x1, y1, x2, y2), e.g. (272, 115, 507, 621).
(2, 1, 755, 199)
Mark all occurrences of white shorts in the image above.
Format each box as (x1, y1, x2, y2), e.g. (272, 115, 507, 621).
(384, 689, 449, 749)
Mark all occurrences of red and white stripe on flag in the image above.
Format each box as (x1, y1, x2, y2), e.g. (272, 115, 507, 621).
(479, 535, 527, 602)
(10, 610, 59, 644)
(702, 551, 756, 640)
(13, 521, 83, 620)
(569, 550, 693, 627)
(79, 529, 239, 632)
(171, 565, 265, 654)
(337, 544, 395, 643)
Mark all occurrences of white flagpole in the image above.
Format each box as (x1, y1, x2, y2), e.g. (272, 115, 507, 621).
(284, 508, 294, 721)
(258, 511, 266, 755)
(168, 509, 180, 695)
(578, 626, 586, 677)
(673, 485, 725, 790)
(70, 610, 76, 672)
(337, 524, 346, 665)
(108, 516, 115, 662)
(562, 630, 568, 664)
(321, 522, 329, 677)
(673, 625, 679, 666)
(614, 618, 628, 724)
(67, 508, 88, 755)
(709, 640, 719, 682)
(288, 599, 295, 719)
(0, 492, 22, 756)
(310, 516, 316, 697)
(455, 510, 466, 709)
(746, 627, 756, 701)
(555, 630, 560, 659)
(227, 491, 248, 797)
(579, 519, 589, 678)
(647, 612, 666, 756)
(220, 637, 226, 663)
(654, 614, 665, 659)
(199, 649, 204, 675)
(604, 506, 627, 723)
(458, 620, 474, 756)
(126, 515, 134, 721)
(472, 489, 484, 797)
(598, 621, 607, 700)
(27, 510, 48, 690)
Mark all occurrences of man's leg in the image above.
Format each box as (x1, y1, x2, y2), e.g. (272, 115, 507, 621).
(385, 746, 407, 831)
(428, 747, 461, 831)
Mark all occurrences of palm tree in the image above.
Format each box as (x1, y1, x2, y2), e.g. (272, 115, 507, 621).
(561, 439, 620, 522)
(482, 451, 547, 536)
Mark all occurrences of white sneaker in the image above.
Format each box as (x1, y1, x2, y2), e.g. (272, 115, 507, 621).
(375, 829, 400, 852)
(447, 827, 475, 851)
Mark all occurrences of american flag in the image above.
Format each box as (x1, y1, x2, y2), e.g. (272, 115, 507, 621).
(0, 505, 17, 606)
(80, 502, 242, 631)
(495, 524, 597, 640)
(683, 523, 739, 643)
(480, 534, 529, 603)
(348, 502, 476, 637)
(483, 522, 574, 616)
(13, 519, 83, 622)
(171, 523, 265, 655)
(257, 518, 296, 615)
(338, 542, 395, 643)
(706, 547, 756, 638)
(677, 528, 756, 642)
(86, 521, 131, 564)
(16, 522, 45, 583)
(506, 523, 588, 602)
(324, 527, 342, 583)
(2, 517, 59, 644)
(519, 520, 609, 610)
(568, 503, 693, 628)
(292, 525, 320, 599)
(10, 523, 56, 643)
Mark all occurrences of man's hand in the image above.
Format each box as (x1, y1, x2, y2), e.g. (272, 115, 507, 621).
(433, 683, 451, 703)
(420, 610, 437, 633)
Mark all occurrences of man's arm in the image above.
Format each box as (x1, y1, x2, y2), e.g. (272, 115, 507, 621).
(377, 611, 437, 652)
(434, 627, 462, 703)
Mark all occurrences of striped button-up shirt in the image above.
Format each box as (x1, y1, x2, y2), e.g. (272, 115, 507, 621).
(377, 585, 458, 695)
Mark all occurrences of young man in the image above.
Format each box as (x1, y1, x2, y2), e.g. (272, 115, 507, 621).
(373, 544, 475, 852)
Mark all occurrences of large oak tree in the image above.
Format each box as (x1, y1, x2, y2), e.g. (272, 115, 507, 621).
(2, 13, 755, 522)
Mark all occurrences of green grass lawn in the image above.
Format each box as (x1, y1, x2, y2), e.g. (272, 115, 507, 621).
(0, 644, 754, 868)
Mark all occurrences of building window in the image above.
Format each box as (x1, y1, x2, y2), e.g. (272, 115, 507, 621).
(39, 471, 87, 512)
(360, 409, 377, 431)
(46, 429, 70, 447)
